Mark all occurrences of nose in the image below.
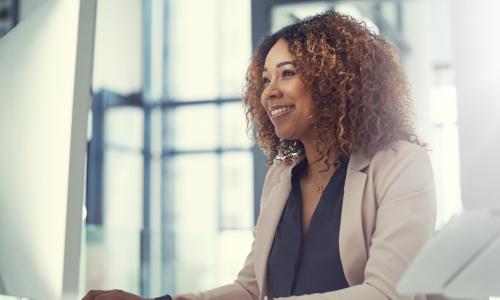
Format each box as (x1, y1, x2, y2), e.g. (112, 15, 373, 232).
(262, 81, 283, 102)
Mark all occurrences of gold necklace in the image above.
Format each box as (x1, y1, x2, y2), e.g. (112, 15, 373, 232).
(306, 167, 329, 194)
(314, 183, 325, 194)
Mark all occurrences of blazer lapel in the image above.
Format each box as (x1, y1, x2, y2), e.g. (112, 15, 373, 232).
(254, 163, 296, 300)
(340, 151, 370, 286)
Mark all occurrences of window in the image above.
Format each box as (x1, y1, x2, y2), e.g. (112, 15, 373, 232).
(148, 0, 254, 295)
(428, 65, 462, 228)
(85, 0, 254, 297)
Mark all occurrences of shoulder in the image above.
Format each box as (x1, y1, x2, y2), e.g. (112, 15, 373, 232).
(369, 140, 431, 177)
(368, 140, 434, 201)
(351, 140, 431, 178)
(371, 140, 429, 166)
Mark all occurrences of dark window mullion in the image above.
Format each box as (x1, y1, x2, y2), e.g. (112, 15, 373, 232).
(141, 0, 154, 295)
(217, 102, 224, 232)
(86, 92, 106, 225)
(156, 97, 242, 108)
(160, 106, 175, 294)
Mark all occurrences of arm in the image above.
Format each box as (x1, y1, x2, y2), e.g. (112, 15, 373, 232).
(276, 142, 437, 300)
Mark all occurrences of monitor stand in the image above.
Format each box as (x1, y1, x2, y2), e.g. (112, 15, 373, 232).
(397, 210, 500, 299)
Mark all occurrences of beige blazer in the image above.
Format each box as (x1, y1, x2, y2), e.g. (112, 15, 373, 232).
(176, 140, 436, 300)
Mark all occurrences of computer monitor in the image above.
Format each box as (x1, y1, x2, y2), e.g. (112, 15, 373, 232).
(0, 0, 96, 299)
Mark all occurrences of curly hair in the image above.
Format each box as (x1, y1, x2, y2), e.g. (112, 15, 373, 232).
(243, 10, 423, 169)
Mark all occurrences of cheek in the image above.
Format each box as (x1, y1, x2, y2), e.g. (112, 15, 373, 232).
(290, 80, 311, 100)
(296, 88, 313, 112)
(301, 101, 315, 124)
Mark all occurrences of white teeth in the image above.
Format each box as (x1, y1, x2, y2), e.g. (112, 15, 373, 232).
(271, 105, 294, 116)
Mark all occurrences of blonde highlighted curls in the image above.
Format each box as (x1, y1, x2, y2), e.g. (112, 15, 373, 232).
(243, 10, 423, 169)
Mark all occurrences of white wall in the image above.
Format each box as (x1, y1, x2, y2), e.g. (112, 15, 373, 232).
(452, 0, 500, 210)
(402, 0, 434, 142)
(401, 0, 465, 227)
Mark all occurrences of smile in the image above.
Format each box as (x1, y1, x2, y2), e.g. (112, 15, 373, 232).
(270, 105, 295, 117)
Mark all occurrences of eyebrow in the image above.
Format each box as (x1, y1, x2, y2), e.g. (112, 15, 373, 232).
(263, 61, 295, 72)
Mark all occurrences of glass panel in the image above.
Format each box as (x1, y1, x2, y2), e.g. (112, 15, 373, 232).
(429, 68, 462, 229)
(91, 149, 143, 293)
(430, 86, 457, 124)
(103, 149, 143, 228)
(271, 2, 332, 33)
(221, 152, 253, 229)
(430, 123, 462, 229)
(215, 229, 253, 285)
(220, 0, 251, 98)
(105, 107, 144, 150)
(83, 225, 141, 294)
(166, 0, 219, 100)
(380, 1, 399, 31)
(172, 154, 218, 293)
(165, 0, 251, 100)
(172, 105, 218, 150)
(271, 2, 379, 34)
(221, 102, 252, 148)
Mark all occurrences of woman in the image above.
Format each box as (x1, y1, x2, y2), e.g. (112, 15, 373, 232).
(84, 10, 436, 300)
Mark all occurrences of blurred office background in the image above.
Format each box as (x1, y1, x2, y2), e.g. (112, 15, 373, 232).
(2, 0, 498, 298)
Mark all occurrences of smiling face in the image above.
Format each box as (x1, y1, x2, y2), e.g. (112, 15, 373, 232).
(260, 39, 315, 141)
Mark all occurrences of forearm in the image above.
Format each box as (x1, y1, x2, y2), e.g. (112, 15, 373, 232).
(172, 282, 257, 300)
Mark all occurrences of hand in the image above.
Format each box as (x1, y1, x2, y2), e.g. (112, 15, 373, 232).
(82, 289, 153, 300)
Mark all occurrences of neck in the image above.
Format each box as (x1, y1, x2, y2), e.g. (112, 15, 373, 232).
(301, 139, 335, 178)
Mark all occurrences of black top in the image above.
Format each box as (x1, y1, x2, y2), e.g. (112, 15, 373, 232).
(266, 158, 349, 298)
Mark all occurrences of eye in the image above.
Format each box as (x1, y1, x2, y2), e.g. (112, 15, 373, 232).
(262, 76, 270, 86)
(282, 70, 296, 77)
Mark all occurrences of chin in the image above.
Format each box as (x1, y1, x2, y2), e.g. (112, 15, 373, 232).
(275, 130, 297, 140)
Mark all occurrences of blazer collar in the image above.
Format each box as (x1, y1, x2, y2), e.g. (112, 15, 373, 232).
(348, 150, 370, 172)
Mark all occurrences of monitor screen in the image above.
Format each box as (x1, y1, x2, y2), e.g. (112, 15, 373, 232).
(0, 0, 96, 299)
